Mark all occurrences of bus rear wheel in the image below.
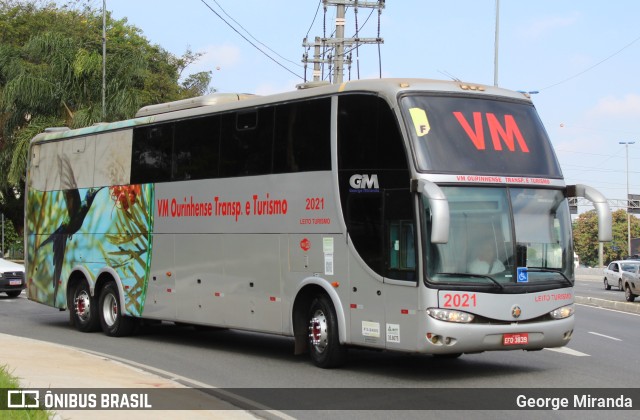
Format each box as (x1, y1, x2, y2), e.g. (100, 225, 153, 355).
(308, 294, 347, 368)
(69, 281, 100, 332)
(99, 282, 136, 337)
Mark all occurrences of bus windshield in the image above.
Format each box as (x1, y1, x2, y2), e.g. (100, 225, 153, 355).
(424, 187, 574, 288)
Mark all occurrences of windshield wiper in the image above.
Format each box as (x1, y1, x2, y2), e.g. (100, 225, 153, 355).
(436, 272, 504, 290)
(524, 267, 573, 288)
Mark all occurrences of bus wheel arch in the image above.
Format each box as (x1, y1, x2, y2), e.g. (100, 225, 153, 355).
(67, 272, 100, 332)
(292, 283, 347, 368)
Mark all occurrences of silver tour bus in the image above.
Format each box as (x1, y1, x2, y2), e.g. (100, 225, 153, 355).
(25, 79, 611, 368)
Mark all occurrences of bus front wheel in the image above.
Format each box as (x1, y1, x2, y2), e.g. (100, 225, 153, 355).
(99, 282, 136, 337)
(308, 294, 347, 368)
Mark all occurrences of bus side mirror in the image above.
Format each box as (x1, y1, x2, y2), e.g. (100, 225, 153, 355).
(412, 179, 449, 244)
(567, 184, 612, 242)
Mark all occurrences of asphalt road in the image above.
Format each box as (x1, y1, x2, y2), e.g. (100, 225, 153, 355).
(575, 275, 629, 302)
(1, 278, 639, 419)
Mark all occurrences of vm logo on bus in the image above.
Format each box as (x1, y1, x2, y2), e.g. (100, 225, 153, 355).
(453, 111, 530, 153)
(349, 174, 379, 193)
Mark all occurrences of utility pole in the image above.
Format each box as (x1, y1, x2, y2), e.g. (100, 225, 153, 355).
(302, 1, 385, 85)
(620, 141, 635, 257)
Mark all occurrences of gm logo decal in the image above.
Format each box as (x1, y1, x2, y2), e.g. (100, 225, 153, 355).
(349, 174, 379, 193)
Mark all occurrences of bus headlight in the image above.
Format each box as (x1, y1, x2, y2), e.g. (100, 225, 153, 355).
(427, 308, 474, 323)
(549, 304, 574, 320)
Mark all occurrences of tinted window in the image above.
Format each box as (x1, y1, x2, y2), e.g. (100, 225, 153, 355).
(338, 94, 414, 280)
(220, 108, 274, 177)
(131, 124, 173, 184)
(273, 98, 331, 173)
(173, 116, 220, 181)
(338, 94, 407, 170)
(131, 97, 331, 183)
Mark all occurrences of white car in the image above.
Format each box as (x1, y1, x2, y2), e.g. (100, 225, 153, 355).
(603, 260, 639, 290)
(622, 263, 640, 302)
(0, 258, 25, 298)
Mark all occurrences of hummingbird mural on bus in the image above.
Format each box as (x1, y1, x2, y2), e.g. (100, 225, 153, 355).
(38, 156, 103, 306)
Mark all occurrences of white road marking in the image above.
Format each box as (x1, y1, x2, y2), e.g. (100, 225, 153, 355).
(588, 331, 622, 341)
(545, 347, 590, 357)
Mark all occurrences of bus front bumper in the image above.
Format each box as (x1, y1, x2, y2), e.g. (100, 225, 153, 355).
(419, 315, 575, 355)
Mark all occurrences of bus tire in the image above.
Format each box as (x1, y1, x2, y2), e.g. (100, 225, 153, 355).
(69, 281, 100, 332)
(308, 294, 347, 368)
(99, 282, 136, 337)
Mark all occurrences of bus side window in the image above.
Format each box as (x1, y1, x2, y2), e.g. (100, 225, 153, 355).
(273, 98, 331, 173)
(385, 189, 417, 281)
(389, 222, 416, 270)
(131, 124, 173, 184)
(220, 108, 274, 177)
(173, 115, 221, 181)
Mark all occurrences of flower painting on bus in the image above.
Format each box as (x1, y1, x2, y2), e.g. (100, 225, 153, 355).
(26, 184, 154, 316)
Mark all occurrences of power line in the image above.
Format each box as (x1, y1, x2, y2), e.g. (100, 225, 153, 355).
(208, 0, 303, 69)
(199, 0, 303, 80)
(541, 33, 640, 91)
(305, 1, 323, 40)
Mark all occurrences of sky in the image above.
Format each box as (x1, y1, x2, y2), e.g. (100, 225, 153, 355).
(69, 1, 640, 208)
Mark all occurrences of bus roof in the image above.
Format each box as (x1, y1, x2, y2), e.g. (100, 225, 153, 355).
(134, 93, 257, 117)
(31, 78, 532, 144)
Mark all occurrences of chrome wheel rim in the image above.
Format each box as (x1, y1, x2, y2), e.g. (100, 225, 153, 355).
(102, 292, 118, 327)
(309, 309, 328, 353)
(74, 290, 91, 321)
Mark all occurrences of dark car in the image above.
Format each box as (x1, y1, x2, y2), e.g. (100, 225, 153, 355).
(0, 258, 26, 298)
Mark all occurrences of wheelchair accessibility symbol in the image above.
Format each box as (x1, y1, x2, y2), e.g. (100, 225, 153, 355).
(517, 267, 529, 283)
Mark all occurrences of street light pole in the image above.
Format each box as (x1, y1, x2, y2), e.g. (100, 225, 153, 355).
(620, 141, 635, 257)
(494, 0, 500, 87)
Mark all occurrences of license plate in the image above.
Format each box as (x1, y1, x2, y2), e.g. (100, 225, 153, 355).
(503, 333, 529, 346)
(9, 280, 22, 286)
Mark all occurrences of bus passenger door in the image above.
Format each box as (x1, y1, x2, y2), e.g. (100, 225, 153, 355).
(346, 192, 386, 349)
(383, 189, 420, 352)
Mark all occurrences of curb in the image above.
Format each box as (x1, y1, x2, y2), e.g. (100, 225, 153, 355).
(575, 295, 640, 314)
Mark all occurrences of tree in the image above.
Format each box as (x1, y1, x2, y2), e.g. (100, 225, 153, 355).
(573, 209, 640, 267)
(0, 0, 213, 248)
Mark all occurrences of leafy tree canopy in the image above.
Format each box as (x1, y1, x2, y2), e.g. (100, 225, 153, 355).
(573, 208, 640, 267)
(0, 0, 213, 241)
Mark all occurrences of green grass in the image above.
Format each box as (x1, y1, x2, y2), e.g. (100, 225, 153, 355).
(0, 365, 50, 420)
